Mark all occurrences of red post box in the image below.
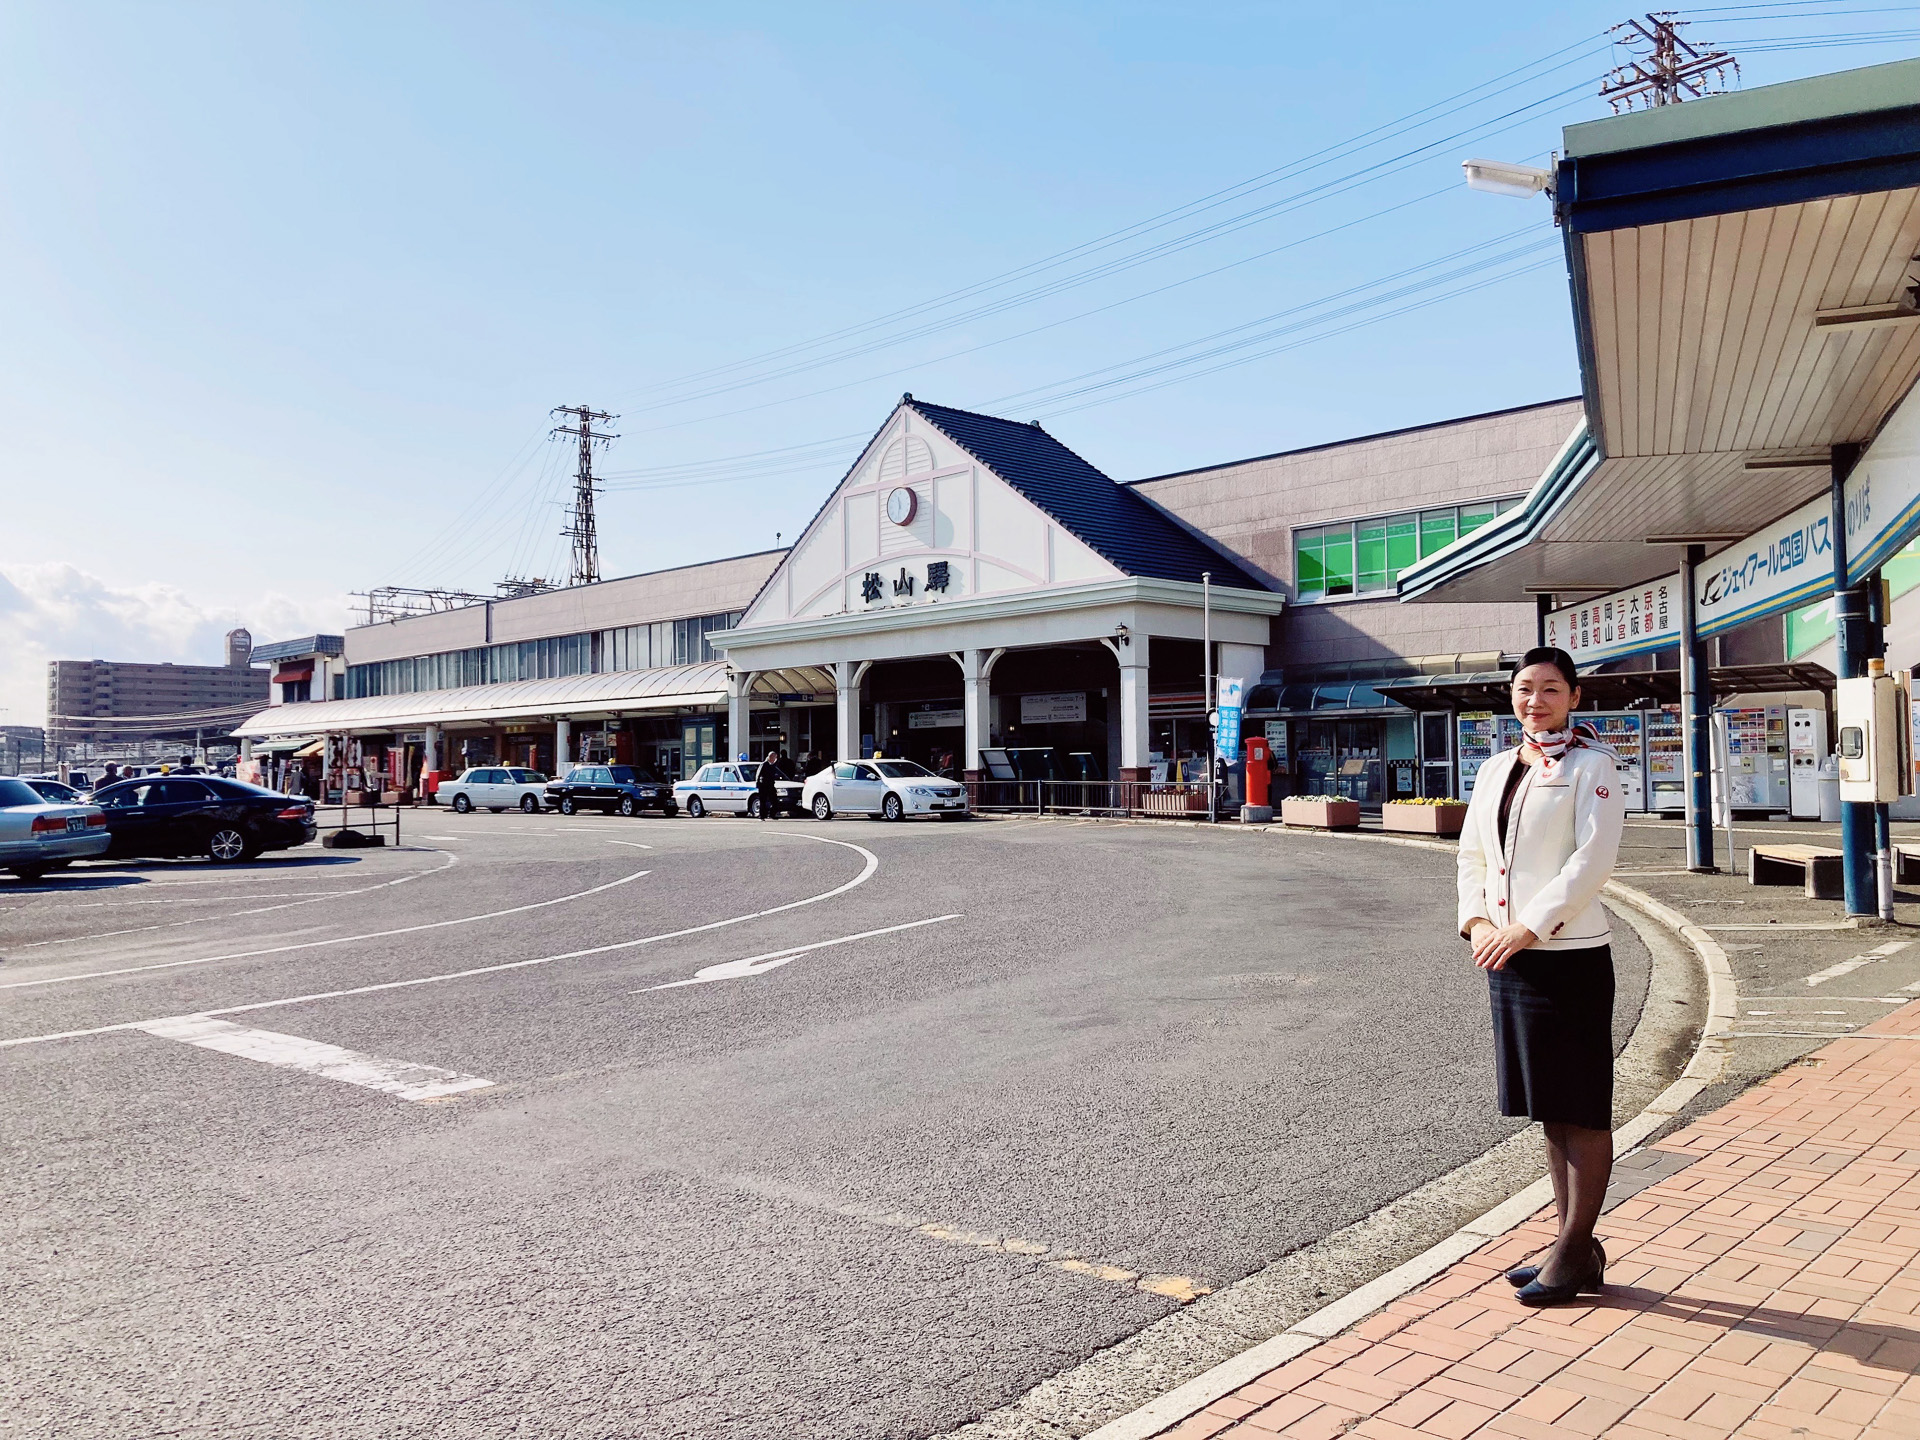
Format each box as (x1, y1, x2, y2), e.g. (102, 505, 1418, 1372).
(1244, 735, 1271, 809)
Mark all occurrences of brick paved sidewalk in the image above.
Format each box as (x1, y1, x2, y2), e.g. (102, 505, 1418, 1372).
(1155, 1001, 1920, 1440)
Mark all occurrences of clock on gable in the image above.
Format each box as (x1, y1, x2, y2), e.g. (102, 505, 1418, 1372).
(885, 487, 918, 526)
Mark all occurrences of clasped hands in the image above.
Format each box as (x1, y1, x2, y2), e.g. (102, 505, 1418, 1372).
(1466, 918, 1537, 971)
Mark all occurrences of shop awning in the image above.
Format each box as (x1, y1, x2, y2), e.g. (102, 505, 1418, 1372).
(1245, 680, 1404, 716)
(1370, 663, 1835, 713)
(293, 739, 325, 758)
(230, 662, 835, 739)
(272, 664, 314, 684)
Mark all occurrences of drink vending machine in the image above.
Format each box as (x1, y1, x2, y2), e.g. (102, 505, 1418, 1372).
(1716, 705, 1790, 810)
(1645, 707, 1686, 813)
(1455, 713, 1522, 799)
(1581, 711, 1648, 811)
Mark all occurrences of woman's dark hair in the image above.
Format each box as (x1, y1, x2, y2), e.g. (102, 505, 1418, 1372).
(1516, 646, 1580, 691)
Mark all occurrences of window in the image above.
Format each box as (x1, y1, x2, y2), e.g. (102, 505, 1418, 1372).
(1293, 496, 1523, 600)
(1419, 511, 1457, 557)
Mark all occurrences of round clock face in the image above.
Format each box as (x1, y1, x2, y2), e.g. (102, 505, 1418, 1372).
(885, 487, 917, 526)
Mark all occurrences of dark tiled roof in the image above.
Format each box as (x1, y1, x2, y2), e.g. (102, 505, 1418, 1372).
(908, 400, 1269, 590)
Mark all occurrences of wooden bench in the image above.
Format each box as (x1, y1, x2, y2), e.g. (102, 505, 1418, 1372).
(1749, 844, 1844, 900)
(1897, 843, 1920, 886)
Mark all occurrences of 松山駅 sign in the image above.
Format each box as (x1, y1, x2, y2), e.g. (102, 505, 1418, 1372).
(1544, 387, 1920, 664)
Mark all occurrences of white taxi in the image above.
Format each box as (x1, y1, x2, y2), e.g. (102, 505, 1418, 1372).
(439, 766, 552, 814)
(801, 759, 969, 822)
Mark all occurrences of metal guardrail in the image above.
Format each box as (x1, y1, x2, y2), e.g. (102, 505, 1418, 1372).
(965, 779, 1222, 820)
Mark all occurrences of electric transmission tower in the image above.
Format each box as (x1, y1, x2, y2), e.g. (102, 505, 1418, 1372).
(550, 404, 619, 586)
(1601, 12, 1737, 112)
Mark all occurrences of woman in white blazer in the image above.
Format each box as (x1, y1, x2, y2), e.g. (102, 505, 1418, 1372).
(1457, 646, 1626, 1306)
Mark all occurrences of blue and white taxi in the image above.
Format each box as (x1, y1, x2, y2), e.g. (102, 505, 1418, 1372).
(800, 759, 968, 822)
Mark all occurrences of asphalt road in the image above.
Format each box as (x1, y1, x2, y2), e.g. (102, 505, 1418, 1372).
(0, 811, 1650, 1439)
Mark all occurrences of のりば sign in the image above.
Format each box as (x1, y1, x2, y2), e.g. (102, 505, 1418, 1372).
(1543, 385, 1920, 662)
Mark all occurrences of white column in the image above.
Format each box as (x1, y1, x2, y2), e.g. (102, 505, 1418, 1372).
(834, 660, 862, 761)
(954, 648, 1002, 777)
(1118, 633, 1150, 777)
(727, 671, 753, 762)
(423, 724, 440, 777)
(555, 718, 571, 776)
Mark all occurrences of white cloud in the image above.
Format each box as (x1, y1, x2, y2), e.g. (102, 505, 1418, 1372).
(0, 562, 349, 728)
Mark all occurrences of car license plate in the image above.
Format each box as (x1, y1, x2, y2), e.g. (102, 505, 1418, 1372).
(65, 816, 86, 833)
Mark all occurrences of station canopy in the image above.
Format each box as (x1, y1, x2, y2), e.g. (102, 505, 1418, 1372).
(1400, 59, 1920, 607)
(1371, 662, 1836, 713)
(231, 662, 835, 739)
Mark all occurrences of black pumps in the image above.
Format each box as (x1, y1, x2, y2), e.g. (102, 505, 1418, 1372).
(1506, 1240, 1606, 1303)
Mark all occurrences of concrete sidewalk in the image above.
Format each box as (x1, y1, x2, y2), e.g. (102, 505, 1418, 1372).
(1144, 999, 1920, 1440)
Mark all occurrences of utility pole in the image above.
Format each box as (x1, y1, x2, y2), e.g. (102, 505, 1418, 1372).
(1601, 12, 1737, 112)
(550, 405, 619, 587)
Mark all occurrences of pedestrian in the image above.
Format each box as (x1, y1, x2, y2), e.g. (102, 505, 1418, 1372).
(755, 748, 782, 820)
(1456, 646, 1626, 1306)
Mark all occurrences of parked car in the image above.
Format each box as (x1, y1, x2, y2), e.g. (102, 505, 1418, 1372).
(22, 778, 86, 804)
(545, 764, 678, 817)
(22, 771, 91, 793)
(801, 759, 969, 821)
(437, 766, 552, 814)
(0, 776, 109, 880)
(671, 761, 800, 818)
(90, 776, 316, 862)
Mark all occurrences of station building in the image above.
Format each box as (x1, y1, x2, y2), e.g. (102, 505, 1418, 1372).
(234, 397, 1567, 802)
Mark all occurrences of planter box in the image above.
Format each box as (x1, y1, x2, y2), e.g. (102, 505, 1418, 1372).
(1382, 802, 1466, 835)
(379, 789, 402, 807)
(1281, 797, 1361, 830)
(343, 789, 368, 807)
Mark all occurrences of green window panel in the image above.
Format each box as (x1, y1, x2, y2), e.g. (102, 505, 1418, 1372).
(1385, 515, 1417, 583)
(1459, 502, 1498, 537)
(1356, 521, 1388, 592)
(1419, 511, 1457, 557)
(1295, 530, 1326, 594)
(1323, 526, 1354, 595)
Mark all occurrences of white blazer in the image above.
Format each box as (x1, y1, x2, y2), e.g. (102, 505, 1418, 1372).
(1456, 743, 1627, 951)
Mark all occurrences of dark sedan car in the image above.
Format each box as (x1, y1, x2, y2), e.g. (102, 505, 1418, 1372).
(90, 776, 317, 862)
(544, 764, 679, 817)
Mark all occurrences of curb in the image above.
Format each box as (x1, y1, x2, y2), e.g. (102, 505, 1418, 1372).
(1069, 842, 1737, 1440)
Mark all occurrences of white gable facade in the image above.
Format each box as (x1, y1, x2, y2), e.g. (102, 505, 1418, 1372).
(717, 399, 1282, 777)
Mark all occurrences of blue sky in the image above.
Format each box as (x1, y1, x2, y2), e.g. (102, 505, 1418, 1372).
(2, 1, 1913, 722)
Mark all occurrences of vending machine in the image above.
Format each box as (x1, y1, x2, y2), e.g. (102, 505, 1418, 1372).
(1714, 705, 1791, 811)
(1456, 712, 1498, 800)
(1645, 706, 1686, 813)
(1581, 711, 1648, 812)
(1788, 707, 1828, 819)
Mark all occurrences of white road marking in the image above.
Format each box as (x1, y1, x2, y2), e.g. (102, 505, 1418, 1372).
(137, 1016, 493, 1101)
(1805, 939, 1914, 986)
(608, 840, 653, 850)
(16, 850, 461, 951)
(0, 866, 648, 991)
(638, 914, 961, 991)
(0, 831, 879, 1049)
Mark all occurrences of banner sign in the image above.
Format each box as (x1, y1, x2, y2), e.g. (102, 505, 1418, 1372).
(1542, 386, 1920, 663)
(1215, 676, 1244, 758)
(1543, 579, 1678, 663)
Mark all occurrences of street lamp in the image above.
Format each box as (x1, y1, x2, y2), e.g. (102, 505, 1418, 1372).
(1461, 158, 1554, 198)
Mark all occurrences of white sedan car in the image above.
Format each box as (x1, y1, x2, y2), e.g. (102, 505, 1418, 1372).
(439, 766, 552, 814)
(672, 762, 803, 818)
(801, 759, 969, 822)
(0, 775, 110, 880)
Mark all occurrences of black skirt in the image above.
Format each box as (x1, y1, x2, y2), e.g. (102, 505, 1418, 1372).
(1487, 944, 1615, 1131)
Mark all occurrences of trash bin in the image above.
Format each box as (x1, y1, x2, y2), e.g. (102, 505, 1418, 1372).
(1818, 755, 1842, 822)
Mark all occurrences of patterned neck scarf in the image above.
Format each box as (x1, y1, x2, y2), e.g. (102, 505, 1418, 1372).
(1523, 727, 1575, 762)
